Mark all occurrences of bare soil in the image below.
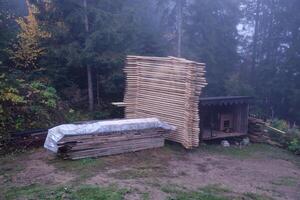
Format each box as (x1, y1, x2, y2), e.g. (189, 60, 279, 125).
(1, 143, 300, 200)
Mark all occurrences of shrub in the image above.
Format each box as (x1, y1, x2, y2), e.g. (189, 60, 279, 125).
(0, 74, 62, 137)
(287, 128, 300, 155)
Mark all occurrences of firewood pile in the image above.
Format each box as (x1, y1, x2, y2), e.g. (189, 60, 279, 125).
(248, 117, 284, 147)
(44, 118, 175, 160)
(123, 56, 207, 149)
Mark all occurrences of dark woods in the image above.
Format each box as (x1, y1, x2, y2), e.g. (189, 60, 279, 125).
(0, 0, 299, 134)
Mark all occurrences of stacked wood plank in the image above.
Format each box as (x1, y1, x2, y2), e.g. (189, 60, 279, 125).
(44, 118, 174, 160)
(56, 128, 168, 160)
(123, 55, 207, 149)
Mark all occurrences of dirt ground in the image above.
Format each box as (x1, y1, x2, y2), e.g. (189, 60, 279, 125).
(1, 143, 300, 200)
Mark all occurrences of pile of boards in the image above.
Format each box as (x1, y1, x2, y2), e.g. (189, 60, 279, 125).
(123, 55, 207, 149)
(44, 118, 174, 160)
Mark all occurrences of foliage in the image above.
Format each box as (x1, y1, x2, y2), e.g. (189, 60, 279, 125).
(264, 119, 300, 155)
(185, 0, 240, 96)
(0, 0, 300, 139)
(271, 119, 289, 132)
(287, 127, 300, 155)
(8, 2, 50, 70)
(0, 73, 61, 135)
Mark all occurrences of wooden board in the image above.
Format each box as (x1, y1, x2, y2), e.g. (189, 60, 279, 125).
(123, 55, 207, 149)
(57, 128, 170, 159)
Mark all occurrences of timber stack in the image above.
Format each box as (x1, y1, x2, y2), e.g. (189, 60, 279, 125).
(123, 55, 207, 149)
(44, 118, 175, 160)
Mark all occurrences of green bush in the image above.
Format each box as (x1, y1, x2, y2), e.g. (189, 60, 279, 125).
(288, 128, 300, 155)
(0, 74, 62, 136)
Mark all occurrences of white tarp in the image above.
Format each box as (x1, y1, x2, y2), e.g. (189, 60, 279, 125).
(44, 118, 175, 153)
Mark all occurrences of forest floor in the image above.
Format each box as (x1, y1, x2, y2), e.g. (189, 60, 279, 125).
(0, 143, 300, 200)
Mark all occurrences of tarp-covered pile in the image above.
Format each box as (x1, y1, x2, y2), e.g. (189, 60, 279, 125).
(44, 118, 175, 159)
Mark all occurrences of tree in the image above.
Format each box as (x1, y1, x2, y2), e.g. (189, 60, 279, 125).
(185, 0, 240, 96)
(9, 0, 50, 70)
(82, 0, 94, 111)
(157, 0, 187, 57)
(240, 0, 300, 123)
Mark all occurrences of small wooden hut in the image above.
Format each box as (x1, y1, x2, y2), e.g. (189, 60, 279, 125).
(199, 96, 253, 140)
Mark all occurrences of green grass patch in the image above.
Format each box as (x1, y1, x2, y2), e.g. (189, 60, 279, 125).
(110, 169, 151, 179)
(141, 192, 150, 200)
(168, 190, 229, 200)
(3, 184, 128, 200)
(200, 184, 231, 195)
(198, 144, 263, 159)
(199, 143, 300, 164)
(243, 192, 274, 200)
(49, 157, 105, 171)
(49, 157, 106, 183)
(110, 164, 168, 180)
(74, 185, 128, 200)
(161, 184, 186, 194)
(271, 176, 298, 187)
(162, 184, 273, 200)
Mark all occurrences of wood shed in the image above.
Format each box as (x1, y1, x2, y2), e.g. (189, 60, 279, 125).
(199, 96, 253, 140)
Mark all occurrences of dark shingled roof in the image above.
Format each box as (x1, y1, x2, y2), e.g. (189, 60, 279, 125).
(199, 96, 253, 106)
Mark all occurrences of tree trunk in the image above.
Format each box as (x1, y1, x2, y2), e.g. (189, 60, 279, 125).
(87, 65, 94, 111)
(83, 0, 94, 111)
(96, 69, 100, 106)
(252, 0, 261, 75)
(177, 0, 183, 57)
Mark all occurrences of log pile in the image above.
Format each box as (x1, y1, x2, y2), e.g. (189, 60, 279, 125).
(123, 56, 207, 149)
(248, 117, 284, 147)
(44, 118, 174, 160)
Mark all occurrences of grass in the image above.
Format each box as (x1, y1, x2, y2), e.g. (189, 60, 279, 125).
(141, 192, 150, 200)
(110, 165, 168, 180)
(271, 176, 298, 187)
(161, 183, 187, 194)
(0, 153, 27, 184)
(199, 143, 300, 164)
(243, 192, 274, 200)
(165, 184, 231, 200)
(48, 157, 107, 183)
(160, 184, 274, 200)
(3, 184, 128, 200)
(198, 143, 270, 159)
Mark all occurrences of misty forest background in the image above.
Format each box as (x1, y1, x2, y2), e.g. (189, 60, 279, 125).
(0, 0, 299, 135)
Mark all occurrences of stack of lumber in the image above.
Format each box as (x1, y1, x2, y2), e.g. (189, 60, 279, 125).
(123, 55, 207, 149)
(44, 118, 174, 160)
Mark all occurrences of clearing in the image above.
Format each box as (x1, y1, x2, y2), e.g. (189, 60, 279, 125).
(0, 143, 300, 200)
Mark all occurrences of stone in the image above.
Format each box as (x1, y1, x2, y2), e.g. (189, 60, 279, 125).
(221, 140, 230, 147)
